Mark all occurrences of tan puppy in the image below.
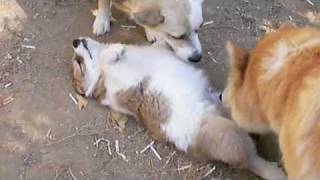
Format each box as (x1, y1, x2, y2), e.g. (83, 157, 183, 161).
(222, 25, 320, 179)
(93, 0, 204, 62)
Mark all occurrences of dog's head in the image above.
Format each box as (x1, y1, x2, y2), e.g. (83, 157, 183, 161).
(134, 0, 204, 62)
(71, 38, 105, 98)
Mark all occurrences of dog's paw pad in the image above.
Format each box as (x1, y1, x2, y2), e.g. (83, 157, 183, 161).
(93, 16, 110, 35)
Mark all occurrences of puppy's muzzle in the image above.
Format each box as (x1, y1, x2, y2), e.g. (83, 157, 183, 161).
(188, 52, 202, 62)
(73, 39, 81, 48)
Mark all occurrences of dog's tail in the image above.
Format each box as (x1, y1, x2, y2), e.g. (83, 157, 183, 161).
(191, 113, 286, 180)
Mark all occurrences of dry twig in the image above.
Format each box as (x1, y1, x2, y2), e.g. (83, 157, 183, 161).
(140, 141, 162, 161)
(163, 151, 176, 168)
(46, 124, 98, 146)
(94, 137, 112, 156)
(115, 140, 128, 162)
(177, 164, 192, 171)
(201, 166, 216, 178)
(69, 93, 78, 105)
(68, 168, 79, 180)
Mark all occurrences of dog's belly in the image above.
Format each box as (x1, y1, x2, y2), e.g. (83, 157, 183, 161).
(115, 78, 171, 142)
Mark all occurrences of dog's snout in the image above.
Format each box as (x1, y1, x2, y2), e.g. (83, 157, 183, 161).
(219, 93, 223, 102)
(73, 39, 81, 48)
(188, 53, 202, 62)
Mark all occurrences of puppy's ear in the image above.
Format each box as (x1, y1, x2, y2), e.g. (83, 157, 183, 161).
(72, 60, 85, 95)
(73, 60, 82, 81)
(226, 41, 249, 79)
(133, 8, 164, 27)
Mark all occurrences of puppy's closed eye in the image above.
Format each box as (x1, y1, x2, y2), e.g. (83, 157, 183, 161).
(171, 34, 187, 40)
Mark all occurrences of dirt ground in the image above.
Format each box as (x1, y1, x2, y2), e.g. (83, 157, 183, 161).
(0, 0, 319, 179)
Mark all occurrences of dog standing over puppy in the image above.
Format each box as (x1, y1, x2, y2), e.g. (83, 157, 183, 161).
(71, 37, 286, 180)
(223, 25, 320, 179)
(92, 0, 204, 62)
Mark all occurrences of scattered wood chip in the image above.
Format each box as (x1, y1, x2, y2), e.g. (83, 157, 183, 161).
(163, 151, 176, 168)
(140, 141, 162, 161)
(121, 25, 137, 29)
(46, 128, 52, 139)
(201, 166, 216, 178)
(1, 95, 14, 108)
(203, 20, 214, 26)
(94, 137, 112, 156)
(177, 164, 192, 171)
(69, 93, 78, 105)
(306, 0, 314, 6)
(108, 110, 128, 132)
(21, 44, 36, 49)
(4, 82, 12, 88)
(68, 167, 79, 180)
(150, 145, 162, 161)
(115, 140, 128, 162)
(75, 94, 88, 110)
(208, 52, 217, 63)
(140, 141, 155, 154)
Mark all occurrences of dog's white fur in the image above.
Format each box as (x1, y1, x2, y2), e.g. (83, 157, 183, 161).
(92, 0, 204, 62)
(72, 38, 286, 180)
(74, 38, 207, 149)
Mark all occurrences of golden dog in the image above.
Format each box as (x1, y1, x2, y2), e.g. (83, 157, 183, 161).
(222, 25, 320, 179)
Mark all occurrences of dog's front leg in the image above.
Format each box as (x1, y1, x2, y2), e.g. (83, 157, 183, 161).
(93, 0, 111, 35)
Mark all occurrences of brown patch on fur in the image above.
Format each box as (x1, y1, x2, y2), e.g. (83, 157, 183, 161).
(71, 57, 106, 104)
(223, 25, 320, 179)
(72, 60, 85, 95)
(116, 78, 171, 142)
(92, 75, 106, 104)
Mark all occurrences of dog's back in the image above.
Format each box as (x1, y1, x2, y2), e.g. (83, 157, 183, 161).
(224, 25, 320, 179)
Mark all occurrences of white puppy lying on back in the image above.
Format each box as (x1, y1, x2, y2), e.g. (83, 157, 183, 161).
(71, 38, 285, 180)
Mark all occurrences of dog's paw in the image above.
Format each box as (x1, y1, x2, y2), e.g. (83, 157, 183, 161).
(262, 162, 287, 180)
(145, 29, 159, 43)
(101, 44, 126, 63)
(93, 14, 110, 35)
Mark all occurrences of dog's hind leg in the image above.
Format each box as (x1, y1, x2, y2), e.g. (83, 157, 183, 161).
(93, 0, 111, 35)
(191, 115, 286, 180)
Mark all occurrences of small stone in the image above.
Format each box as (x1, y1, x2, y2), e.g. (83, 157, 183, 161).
(33, 13, 40, 19)
(6, 53, 12, 60)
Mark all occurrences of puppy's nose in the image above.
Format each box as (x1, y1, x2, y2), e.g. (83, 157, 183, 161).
(218, 93, 223, 102)
(73, 39, 81, 48)
(188, 53, 202, 62)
